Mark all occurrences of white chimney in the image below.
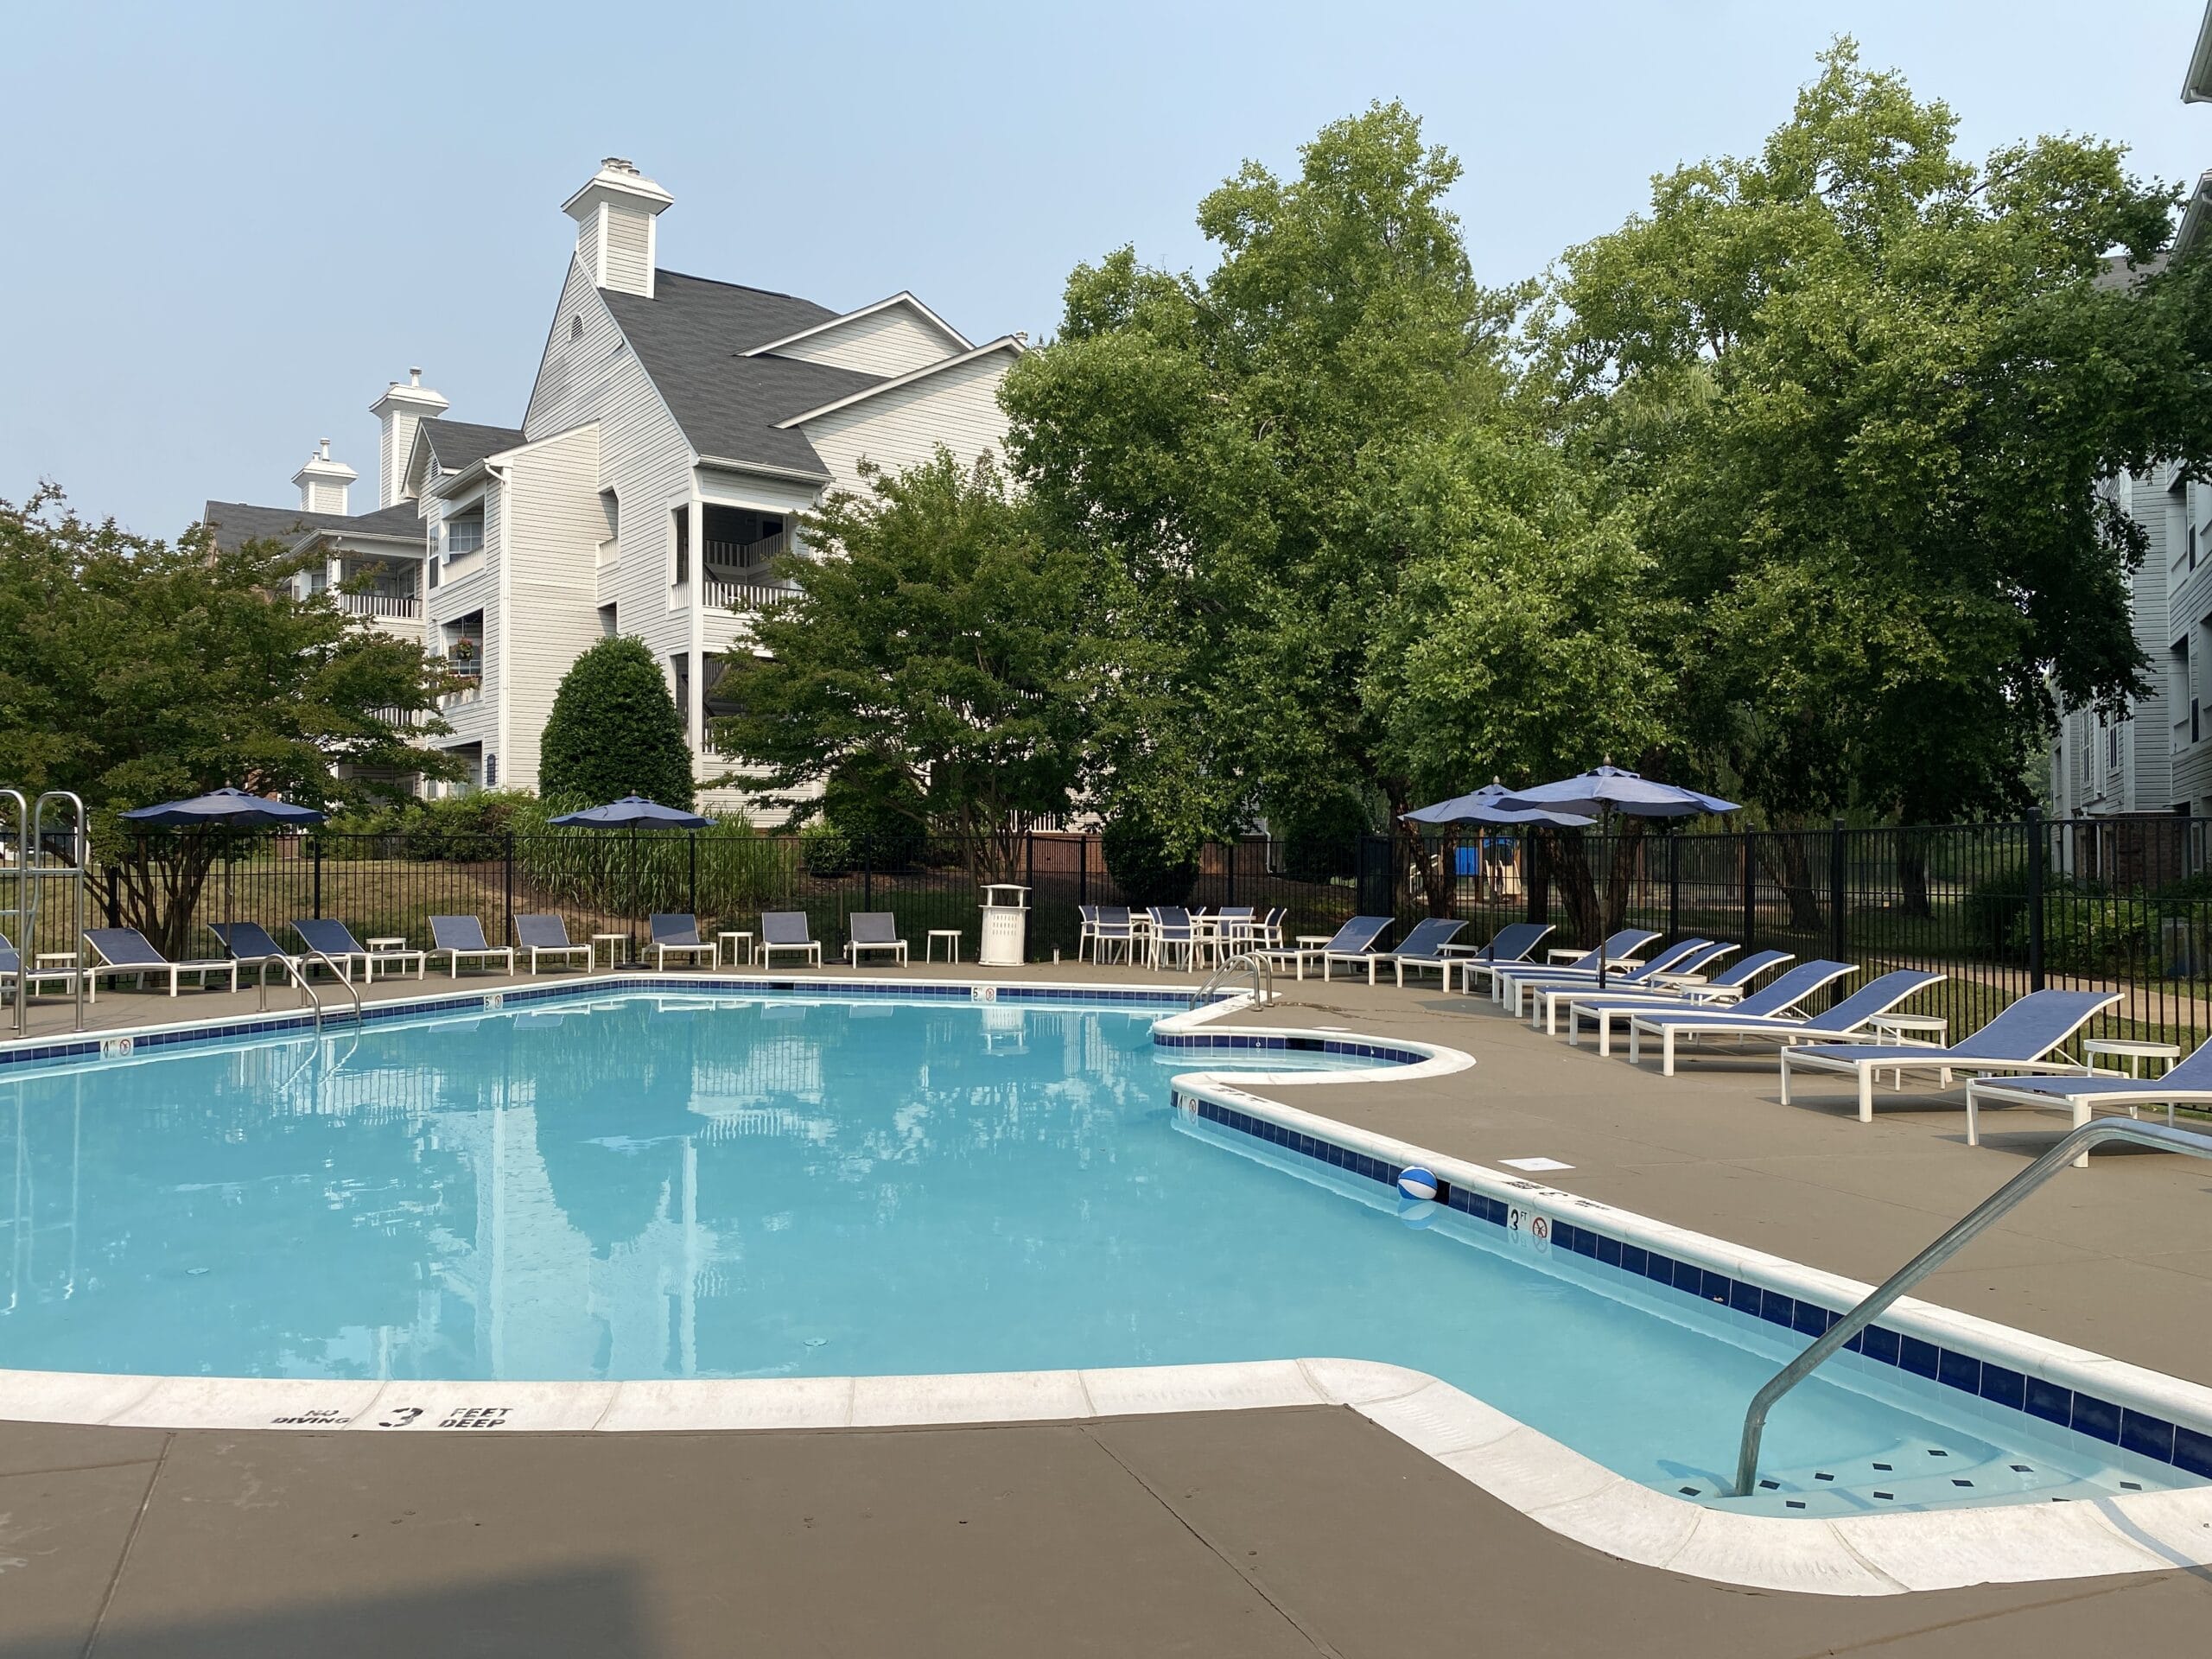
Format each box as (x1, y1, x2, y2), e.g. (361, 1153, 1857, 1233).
(561, 157, 674, 299)
(293, 439, 358, 515)
(368, 367, 450, 507)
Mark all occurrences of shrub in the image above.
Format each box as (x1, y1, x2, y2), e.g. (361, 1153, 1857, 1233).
(800, 821, 855, 879)
(823, 755, 929, 871)
(1102, 809, 1198, 908)
(1269, 789, 1370, 882)
(538, 636, 695, 810)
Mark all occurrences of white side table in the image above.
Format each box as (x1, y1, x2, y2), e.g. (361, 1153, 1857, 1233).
(2083, 1038, 2185, 1126)
(717, 931, 753, 967)
(364, 938, 416, 984)
(1866, 1012, 1947, 1091)
(592, 933, 629, 971)
(926, 929, 963, 963)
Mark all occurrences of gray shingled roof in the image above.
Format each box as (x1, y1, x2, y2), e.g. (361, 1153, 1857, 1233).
(417, 419, 526, 476)
(601, 270, 888, 476)
(201, 499, 423, 553)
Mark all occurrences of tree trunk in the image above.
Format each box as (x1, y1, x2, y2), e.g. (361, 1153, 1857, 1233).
(1545, 828, 1601, 944)
(1896, 830, 1933, 919)
(1751, 831, 1827, 933)
(1601, 817, 1646, 935)
(1390, 794, 1453, 918)
(111, 835, 220, 959)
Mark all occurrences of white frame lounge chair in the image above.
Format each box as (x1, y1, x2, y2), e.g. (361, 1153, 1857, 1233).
(1560, 949, 1796, 1053)
(757, 911, 823, 969)
(513, 913, 591, 975)
(1779, 988, 2120, 1124)
(293, 918, 425, 983)
(429, 915, 516, 980)
(0, 931, 79, 1000)
(1252, 915, 1392, 982)
(1482, 928, 1661, 1004)
(1624, 965, 1924, 1075)
(845, 912, 908, 966)
(1378, 917, 1469, 987)
(1438, 922, 1553, 994)
(1966, 1038, 2212, 1166)
(649, 914, 717, 970)
(1509, 937, 1716, 1026)
(207, 921, 303, 979)
(82, 927, 240, 1001)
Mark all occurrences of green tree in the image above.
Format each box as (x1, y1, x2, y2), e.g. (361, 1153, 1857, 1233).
(537, 635, 696, 811)
(0, 488, 456, 955)
(1541, 40, 2181, 829)
(709, 450, 1090, 880)
(1002, 103, 1673, 912)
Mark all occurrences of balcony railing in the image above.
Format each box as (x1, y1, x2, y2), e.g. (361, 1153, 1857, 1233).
(702, 575, 798, 613)
(339, 592, 422, 620)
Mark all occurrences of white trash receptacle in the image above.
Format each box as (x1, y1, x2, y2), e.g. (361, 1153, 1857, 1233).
(978, 883, 1031, 966)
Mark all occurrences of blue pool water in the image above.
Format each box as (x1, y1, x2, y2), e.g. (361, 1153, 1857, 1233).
(0, 992, 2191, 1516)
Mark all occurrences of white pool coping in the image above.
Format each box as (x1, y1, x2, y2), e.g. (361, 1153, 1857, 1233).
(4, 973, 2211, 1595)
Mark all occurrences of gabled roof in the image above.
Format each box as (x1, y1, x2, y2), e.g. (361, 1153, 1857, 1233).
(742, 291, 972, 359)
(416, 419, 526, 476)
(201, 499, 422, 554)
(599, 270, 893, 479)
(774, 337, 1025, 429)
(2188, 1, 2212, 102)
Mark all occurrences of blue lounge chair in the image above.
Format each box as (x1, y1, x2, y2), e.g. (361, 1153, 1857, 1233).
(210, 921, 301, 970)
(1439, 922, 1554, 994)
(1967, 1038, 2212, 1166)
(514, 914, 590, 975)
(1561, 949, 1796, 1054)
(1504, 936, 1710, 1023)
(1487, 928, 1664, 1007)
(1527, 940, 1738, 1033)
(649, 913, 716, 970)
(82, 927, 240, 1001)
(0, 931, 78, 1000)
(293, 918, 426, 982)
(1255, 915, 1392, 982)
(1625, 964, 1923, 1076)
(1780, 988, 2120, 1124)
(1379, 917, 1469, 987)
(429, 915, 516, 979)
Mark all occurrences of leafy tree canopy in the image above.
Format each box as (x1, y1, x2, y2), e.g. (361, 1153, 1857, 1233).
(538, 634, 696, 810)
(709, 450, 1090, 880)
(0, 488, 456, 952)
(1541, 38, 2186, 823)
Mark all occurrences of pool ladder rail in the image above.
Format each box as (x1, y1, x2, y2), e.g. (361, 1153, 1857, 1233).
(1732, 1117, 2212, 1497)
(1191, 951, 1275, 1012)
(255, 946, 364, 1033)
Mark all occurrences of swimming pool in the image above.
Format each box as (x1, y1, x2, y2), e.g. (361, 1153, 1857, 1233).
(1, 987, 2203, 1535)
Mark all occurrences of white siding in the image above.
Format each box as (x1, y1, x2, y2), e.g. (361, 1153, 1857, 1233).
(496, 424, 605, 789)
(602, 204, 653, 296)
(768, 305, 962, 378)
(794, 350, 1015, 498)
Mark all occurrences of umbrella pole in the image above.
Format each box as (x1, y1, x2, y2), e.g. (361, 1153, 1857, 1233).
(1596, 804, 1614, 991)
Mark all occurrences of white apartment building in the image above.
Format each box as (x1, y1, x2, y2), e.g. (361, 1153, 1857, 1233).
(206, 158, 1021, 813)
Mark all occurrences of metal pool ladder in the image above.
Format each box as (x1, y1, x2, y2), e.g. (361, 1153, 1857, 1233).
(1191, 951, 1274, 1011)
(257, 947, 363, 1033)
(1732, 1117, 2212, 1497)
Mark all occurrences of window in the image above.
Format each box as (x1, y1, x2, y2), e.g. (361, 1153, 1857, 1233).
(447, 510, 484, 554)
(671, 653, 691, 731)
(671, 505, 690, 585)
(569, 315, 583, 341)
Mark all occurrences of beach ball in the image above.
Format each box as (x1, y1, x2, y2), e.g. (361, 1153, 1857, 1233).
(1397, 1166, 1439, 1202)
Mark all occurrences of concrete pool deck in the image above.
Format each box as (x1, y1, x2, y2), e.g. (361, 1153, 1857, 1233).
(6, 963, 2212, 1651)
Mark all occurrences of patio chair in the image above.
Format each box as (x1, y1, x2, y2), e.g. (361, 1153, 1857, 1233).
(81, 928, 240, 1001)
(0, 931, 78, 1000)
(1146, 906, 1199, 971)
(1076, 905, 1099, 961)
(846, 912, 908, 966)
(1471, 928, 1659, 1001)
(1091, 906, 1137, 965)
(1254, 916, 1391, 982)
(1209, 906, 1258, 964)
(648, 913, 717, 970)
(1780, 988, 2122, 1125)
(1967, 1037, 2212, 1166)
(513, 914, 590, 975)
(429, 915, 516, 980)
(757, 912, 823, 969)
(1438, 921, 1554, 994)
(1503, 936, 1713, 1023)
(1378, 917, 1469, 988)
(292, 918, 426, 983)
(1525, 940, 1738, 1033)
(1626, 968, 1941, 1076)
(1562, 950, 1795, 1053)
(1255, 906, 1288, 950)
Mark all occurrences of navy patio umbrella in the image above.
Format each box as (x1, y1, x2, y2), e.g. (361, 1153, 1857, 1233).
(1491, 766, 1742, 988)
(1402, 782, 1595, 830)
(119, 789, 328, 937)
(548, 795, 710, 830)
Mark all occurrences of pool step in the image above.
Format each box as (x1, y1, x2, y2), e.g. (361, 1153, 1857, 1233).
(1688, 1438, 2136, 1516)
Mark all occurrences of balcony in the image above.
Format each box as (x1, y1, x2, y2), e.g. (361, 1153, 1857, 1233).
(702, 575, 798, 613)
(339, 592, 422, 620)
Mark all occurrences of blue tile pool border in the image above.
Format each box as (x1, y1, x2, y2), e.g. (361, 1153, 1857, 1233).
(1172, 1088, 2212, 1484)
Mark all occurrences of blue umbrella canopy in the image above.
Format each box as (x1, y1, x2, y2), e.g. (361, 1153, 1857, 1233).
(118, 787, 326, 828)
(548, 795, 709, 830)
(1402, 783, 1594, 830)
(1491, 765, 1739, 820)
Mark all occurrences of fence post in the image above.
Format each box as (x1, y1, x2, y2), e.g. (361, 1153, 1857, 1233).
(504, 832, 515, 946)
(862, 857, 873, 911)
(1741, 834, 1756, 950)
(2026, 806, 2046, 992)
(1829, 817, 1847, 968)
(1077, 837, 1088, 908)
(1225, 837, 1236, 906)
(312, 836, 323, 921)
(689, 832, 698, 918)
(1667, 831, 1681, 942)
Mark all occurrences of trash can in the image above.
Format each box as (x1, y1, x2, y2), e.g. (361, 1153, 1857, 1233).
(978, 883, 1031, 966)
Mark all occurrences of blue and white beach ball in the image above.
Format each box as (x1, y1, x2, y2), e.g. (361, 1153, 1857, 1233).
(1397, 1166, 1439, 1202)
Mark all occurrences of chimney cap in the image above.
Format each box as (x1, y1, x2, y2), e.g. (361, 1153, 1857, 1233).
(294, 442, 358, 486)
(562, 157, 674, 222)
(369, 369, 449, 419)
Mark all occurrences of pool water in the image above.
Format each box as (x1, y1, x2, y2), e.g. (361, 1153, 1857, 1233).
(0, 993, 2190, 1516)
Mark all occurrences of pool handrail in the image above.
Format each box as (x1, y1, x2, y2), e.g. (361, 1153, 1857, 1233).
(1732, 1116, 2212, 1497)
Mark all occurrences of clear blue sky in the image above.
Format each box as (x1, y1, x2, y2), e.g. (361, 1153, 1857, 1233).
(5, 0, 2208, 537)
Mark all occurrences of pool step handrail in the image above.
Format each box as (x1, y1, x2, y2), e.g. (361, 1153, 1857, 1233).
(1191, 951, 1274, 1011)
(1732, 1116, 2212, 1497)
(255, 946, 364, 1033)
